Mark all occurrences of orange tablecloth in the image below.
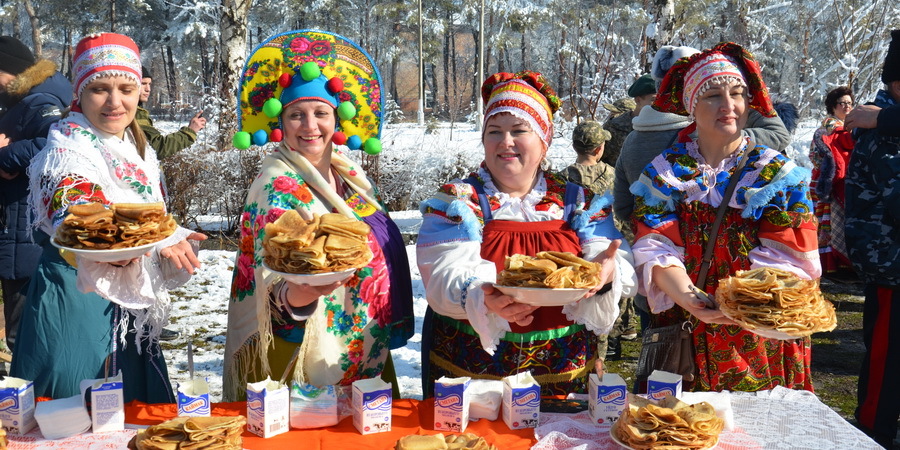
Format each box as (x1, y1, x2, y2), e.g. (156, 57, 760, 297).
(125, 398, 536, 449)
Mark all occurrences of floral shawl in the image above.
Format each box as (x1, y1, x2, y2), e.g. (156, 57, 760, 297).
(224, 144, 398, 400)
(26, 112, 193, 346)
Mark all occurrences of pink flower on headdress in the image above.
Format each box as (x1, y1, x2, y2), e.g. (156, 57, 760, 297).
(272, 175, 298, 194)
(249, 84, 275, 109)
(339, 92, 352, 102)
(310, 40, 332, 57)
(290, 37, 311, 54)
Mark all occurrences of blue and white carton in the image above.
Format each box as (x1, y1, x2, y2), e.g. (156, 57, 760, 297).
(588, 372, 627, 426)
(647, 370, 683, 401)
(246, 377, 290, 438)
(290, 383, 339, 429)
(352, 378, 392, 435)
(434, 376, 470, 432)
(502, 372, 540, 430)
(0, 377, 36, 435)
(177, 377, 211, 417)
(87, 371, 124, 433)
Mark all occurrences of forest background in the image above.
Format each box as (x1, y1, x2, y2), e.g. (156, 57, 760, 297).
(2, 0, 900, 227)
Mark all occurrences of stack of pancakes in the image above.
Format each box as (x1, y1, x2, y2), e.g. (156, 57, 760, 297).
(128, 416, 245, 449)
(263, 211, 372, 273)
(55, 202, 177, 249)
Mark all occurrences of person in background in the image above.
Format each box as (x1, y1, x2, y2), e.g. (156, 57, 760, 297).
(0, 36, 71, 354)
(12, 33, 205, 402)
(603, 74, 656, 167)
(560, 120, 614, 195)
(417, 71, 636, 397)
(137, 66, 205, 160)
(602, 97, 636, 120)
(559, 121, 634, 360)
(845, 29, 900, 449)
(631, 42, 820, 392)
(808, 86, 856, 280)
(223, 30, 414, 402)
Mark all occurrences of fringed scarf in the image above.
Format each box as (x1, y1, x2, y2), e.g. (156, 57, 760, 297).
(224, 144, 394, 401)
(26, 112, 191, 351)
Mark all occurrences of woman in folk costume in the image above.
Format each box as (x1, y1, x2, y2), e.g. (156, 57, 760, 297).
(630, 43, 821, 392)
(417, 71, 636, 397)
(808, 86, 856, 278)
(223, 30, 414, 401)
(12, 33, 205, 402)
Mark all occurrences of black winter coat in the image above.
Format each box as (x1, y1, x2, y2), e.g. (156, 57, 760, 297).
(0, 60, 72, 280)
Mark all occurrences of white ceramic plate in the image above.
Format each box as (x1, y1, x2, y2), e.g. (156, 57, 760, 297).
(264, 264, 357, 286)
(719, 309, 805, 340)
(52, 239, 157, 263)
(609, 420, 718, 449)
(493, 285, 590, 307)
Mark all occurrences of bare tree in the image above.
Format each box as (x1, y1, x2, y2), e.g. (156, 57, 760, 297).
(22, 0, 42, 57)
(217, 0, 253, 152)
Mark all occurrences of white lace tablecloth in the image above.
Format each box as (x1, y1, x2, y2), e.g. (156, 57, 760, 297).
(532, 386, 881, 449)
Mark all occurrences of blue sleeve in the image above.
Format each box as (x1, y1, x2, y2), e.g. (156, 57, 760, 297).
(0, 93, 65, 173)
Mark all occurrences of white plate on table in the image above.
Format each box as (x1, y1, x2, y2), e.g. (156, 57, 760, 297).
(52, 239, 157, 263)
(493, 285, 590, 307)
(609, 420, 718, 449)
(264, 264, 357, 286)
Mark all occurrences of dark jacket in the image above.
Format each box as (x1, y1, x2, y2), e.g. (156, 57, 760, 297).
(845, 93, 900, 287)
(0, 60, 71, 280)
(135, 107, 197, 159)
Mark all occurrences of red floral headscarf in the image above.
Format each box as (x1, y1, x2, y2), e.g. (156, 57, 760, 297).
(654, 42, 775, 118)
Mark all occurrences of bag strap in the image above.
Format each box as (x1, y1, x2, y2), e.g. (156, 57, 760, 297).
(695, 139, 754, 288)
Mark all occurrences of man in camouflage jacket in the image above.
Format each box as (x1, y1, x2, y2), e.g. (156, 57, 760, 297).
(846, 29, 900, 449)
(137, 67, 205, 159)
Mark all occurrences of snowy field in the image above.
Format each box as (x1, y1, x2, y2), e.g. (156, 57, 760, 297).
(160, 119, 819, 402)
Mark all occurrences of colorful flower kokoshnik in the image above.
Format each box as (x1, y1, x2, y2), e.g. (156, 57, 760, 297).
(233, 30, 385, 155)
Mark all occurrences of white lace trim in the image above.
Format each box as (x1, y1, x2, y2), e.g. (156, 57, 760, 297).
(478, 167, 563, 221)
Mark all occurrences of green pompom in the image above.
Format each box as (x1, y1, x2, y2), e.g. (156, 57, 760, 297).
(300, 61, 321, 81)
(337, 101, 357, 120)
(262, 98, 283, 118)
(233, 131, 252, 149)
(363, 137, 382, 155)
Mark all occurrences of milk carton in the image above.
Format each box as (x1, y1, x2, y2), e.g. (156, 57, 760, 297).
(246, 377, 290, 438)
(434, 376, 470, 432)
(351, 378, 392, 435)
(177, 377, 211, 417)
(0, 377, 36, 435)
(502, 372, 540, 430)
(87, 371, 124, 433)
(290, 383, 339, 429)
(646, 370, 683, 401)
(588, 373, 627, 426)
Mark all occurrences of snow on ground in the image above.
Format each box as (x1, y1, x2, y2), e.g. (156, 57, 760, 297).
(163, 211, 426, 402)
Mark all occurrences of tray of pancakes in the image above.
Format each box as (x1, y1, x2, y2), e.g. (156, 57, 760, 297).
(610, 394, 723, 449)
(128, 415, 245, 450)
(715, 267, 837, 340)
(262, 210, 372, 286)
(52, 202, 177, 262)
(494, 251, 602, 306)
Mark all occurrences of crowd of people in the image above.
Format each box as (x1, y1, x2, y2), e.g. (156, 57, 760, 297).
(0, 26, 897, 447)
